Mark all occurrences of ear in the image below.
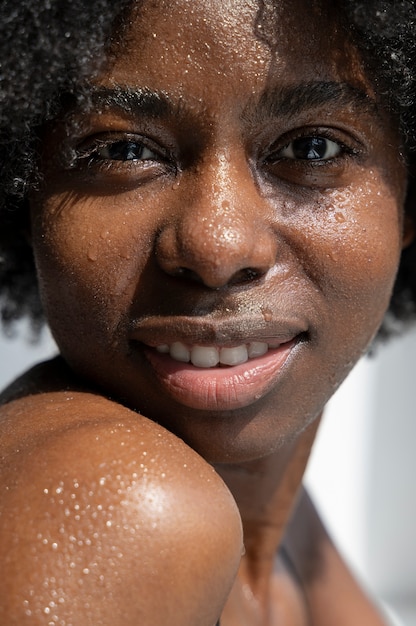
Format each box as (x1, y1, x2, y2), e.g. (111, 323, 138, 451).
(403, 173, 416, 249)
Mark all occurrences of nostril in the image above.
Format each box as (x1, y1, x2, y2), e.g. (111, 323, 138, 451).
(244, 268, 261, 281)
(173, 267, 204, 284)
(168, 265, 263, 288)
(230, 267, 263, 286)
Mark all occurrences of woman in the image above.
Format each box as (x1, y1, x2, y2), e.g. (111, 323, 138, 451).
(1, 0, 416, 623)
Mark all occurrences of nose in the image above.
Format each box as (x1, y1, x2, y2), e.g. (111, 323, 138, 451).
(155, 153, 277, 289)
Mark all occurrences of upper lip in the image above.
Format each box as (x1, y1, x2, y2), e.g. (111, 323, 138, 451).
(129, 315, 309, 348)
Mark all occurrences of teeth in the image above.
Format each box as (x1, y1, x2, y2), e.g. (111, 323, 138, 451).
(170, 341, 191, 362)
(191, 346, 220, 368)
(219, 345, 248, 366)
(248, 341, 268, 358)
(156, 344, 170, 353)
(155, 340, 270, 368)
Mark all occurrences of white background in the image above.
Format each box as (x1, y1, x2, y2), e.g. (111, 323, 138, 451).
(1, 324, 415, 624)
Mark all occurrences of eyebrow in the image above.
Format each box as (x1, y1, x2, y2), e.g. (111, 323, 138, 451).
(255, 80, 379, 120)
(73, 81, 379, 127)
(86, 85, 183, 119)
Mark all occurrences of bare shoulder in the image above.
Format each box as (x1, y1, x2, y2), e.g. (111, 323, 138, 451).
(284, 488, 388, 626)
(0, 379, 242, 625)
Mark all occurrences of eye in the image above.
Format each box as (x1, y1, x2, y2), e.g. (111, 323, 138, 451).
(69, 132, 176, 188)
(263, 129, 362, 189)
(74, 133, 167, 166)
(94, 140, 158, 162)
(279, 136, 341, 161)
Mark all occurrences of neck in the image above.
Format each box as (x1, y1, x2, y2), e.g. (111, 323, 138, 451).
(215, 417, 320, 601)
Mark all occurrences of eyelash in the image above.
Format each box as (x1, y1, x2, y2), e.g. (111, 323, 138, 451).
(70, 127, 361, 190)
(267, 128, 359, 165)
(74, 133, 172, 171)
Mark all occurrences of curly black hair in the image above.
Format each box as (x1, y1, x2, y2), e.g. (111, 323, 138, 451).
(1, 0, 416, 338)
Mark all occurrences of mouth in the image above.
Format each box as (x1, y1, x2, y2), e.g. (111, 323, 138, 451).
(154, 340, 273, 368)
(141, 337, 302, 412)
(131, 315, 307, 412)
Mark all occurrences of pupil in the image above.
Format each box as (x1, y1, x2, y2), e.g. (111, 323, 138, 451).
(108, 141, 142, 160)
(293, 137, 326, 160)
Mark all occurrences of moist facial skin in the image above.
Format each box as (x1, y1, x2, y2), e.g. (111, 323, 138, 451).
(30, 0, 408, 465)
(0, 1, 413, 624)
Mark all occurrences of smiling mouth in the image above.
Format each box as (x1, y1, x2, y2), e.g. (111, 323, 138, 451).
(131, 314, 308, 411)
(143, 338, 299, 411)
(155, 341, 270, 368)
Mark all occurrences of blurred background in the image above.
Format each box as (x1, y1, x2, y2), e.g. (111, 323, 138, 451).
(306, 329, 416, 626)
(1, 323, 415, 625)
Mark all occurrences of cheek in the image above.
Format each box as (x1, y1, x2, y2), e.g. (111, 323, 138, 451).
(300, 182, 403, 340)
(329, 186, 401, 283)
(31, 193, 152, 336)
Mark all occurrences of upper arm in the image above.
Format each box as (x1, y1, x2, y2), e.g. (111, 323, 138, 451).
(0, 392, 242, 626)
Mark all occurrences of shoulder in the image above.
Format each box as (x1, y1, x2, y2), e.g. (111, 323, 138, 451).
(284, 488, 388, 626)
(0, 387, 242, 625)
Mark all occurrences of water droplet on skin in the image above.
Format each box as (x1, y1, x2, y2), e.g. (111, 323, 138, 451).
(335, 212, 346, 223)
(262, 307, 273, 322)
(87, 248, 98, 262)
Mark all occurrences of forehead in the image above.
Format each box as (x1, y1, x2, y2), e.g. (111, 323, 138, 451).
(101, 0, 372, 107)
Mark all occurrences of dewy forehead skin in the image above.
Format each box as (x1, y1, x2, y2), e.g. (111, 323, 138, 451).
(31, 0, 406, 463)
(112, 0, 273, 88)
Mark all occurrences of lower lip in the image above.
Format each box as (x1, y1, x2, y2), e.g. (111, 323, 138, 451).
(143, 340, 297, 411)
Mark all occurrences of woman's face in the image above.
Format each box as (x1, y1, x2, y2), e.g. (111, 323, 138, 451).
(31, 0, 407, 462)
